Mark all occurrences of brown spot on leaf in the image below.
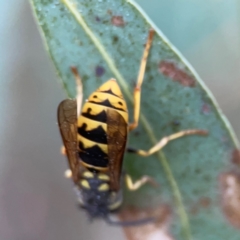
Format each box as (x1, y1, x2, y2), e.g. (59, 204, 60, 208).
(201, 103, 211, 114)
(190, 205, 199, 215)
(159, 61, 195, 87)
(111, 16, 125, 27)
(133, 131, 140, 137)
(95, 16, 101, 22)
(95, 65, 105, 77)
(112, 35, 119, 43)
(119, 205, 174, 240)
(107, 9, 113, 15)
(190, 197, 211, 215)
(171, 120, 181, 126)
(199, 197, 211, 208)
(232, 149, 240, 166)
(220, 171, 240, 229)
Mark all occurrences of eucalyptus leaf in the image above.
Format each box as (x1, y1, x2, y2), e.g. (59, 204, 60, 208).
(30, 0, 240, 239)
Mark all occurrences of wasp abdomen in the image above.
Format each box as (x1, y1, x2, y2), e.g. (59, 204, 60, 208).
(78, 79, 128, 171)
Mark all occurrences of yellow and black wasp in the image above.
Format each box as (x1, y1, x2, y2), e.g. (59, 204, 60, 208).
(57, 30, 207, 226)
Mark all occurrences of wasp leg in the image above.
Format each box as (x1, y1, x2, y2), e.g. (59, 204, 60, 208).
(125, 174, 158, 191)
(64, 169, 72, 178)
(129, 29, 155, 131)
(127, 129, 208, 156)
(61, 147, 73, 178)
(61, 146, 66, 155)
(70, 66, 83, 117)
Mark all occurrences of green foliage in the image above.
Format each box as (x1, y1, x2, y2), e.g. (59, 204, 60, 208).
(31, 0, 240, 239)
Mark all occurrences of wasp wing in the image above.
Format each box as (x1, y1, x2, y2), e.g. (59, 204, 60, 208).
(106, 109, 128, 191)
(57, 99, 80, 184)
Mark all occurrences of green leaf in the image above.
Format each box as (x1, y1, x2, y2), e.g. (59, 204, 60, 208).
(30, 0, 240, 239)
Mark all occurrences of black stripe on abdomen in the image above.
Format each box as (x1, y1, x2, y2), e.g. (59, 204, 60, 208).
(79, 142, 108, 168)
(100, 89, 121, 98)
(78, 124, 107, 144)
(81, 108, 107, 123)
(88, 99, 124, 111)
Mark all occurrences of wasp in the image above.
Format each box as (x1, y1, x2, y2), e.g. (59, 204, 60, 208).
(57, 29, 207, 226)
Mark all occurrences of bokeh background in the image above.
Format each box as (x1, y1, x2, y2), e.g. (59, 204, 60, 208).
(0, 1, 239, 240)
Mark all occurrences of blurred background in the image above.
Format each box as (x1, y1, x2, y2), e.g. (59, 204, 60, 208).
(0, 1, 239, 239)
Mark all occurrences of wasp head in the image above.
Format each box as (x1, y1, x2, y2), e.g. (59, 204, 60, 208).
(82, 185, 110, 219)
